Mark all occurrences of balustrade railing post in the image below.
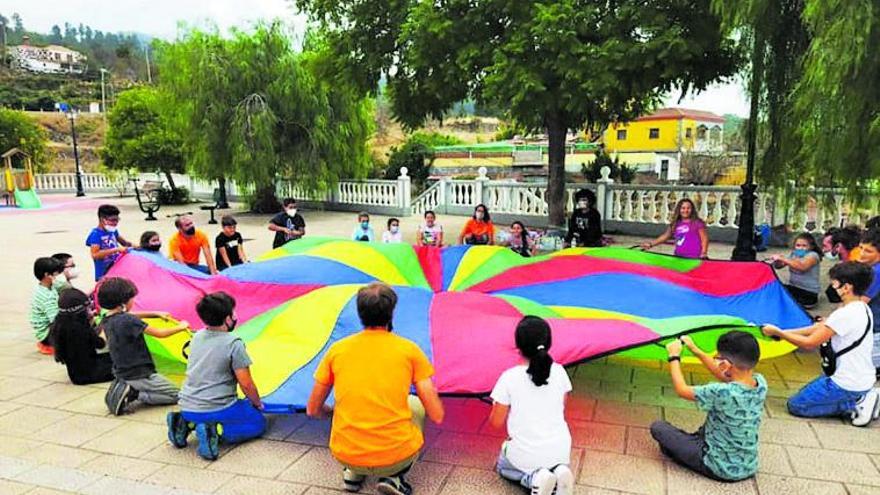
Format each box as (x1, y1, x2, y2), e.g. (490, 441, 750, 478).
(398, 167, 412, 216)
(477, 166, 489, 207)
(438, 178, 448, 214)
(596, 166, 614, 228)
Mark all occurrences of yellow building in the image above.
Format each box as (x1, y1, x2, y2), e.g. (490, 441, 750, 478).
(602, 108, 725, 181)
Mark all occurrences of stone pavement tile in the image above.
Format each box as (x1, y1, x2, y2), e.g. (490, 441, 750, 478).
(77, 454, 166, 481)
(572, 486, 629, 495)
(421, 432, 501, 468)
(80, 476, 171, 495)
(0, 377, 53, 401)
(758, 417, 819, 447)
(758, 444, 794, 476)
(755, 474, 846, 494)
(5, 359, 69, 383)
(21, 488, 75, 495)
(593, 400, 661, 427)
(438, 399, 491, 434)
(142, 442, 217, 468)
(402, 460, 455, 495)
(0, 399, 23, 416)
(577, 363, 634, 383)
(18, 443, 102, 468)
(0, 455, 33, 478)
(303, 488, 351, 495)
(277, 447, 367, 492)
(144, 464, 236, 493)
(0, 479, 32, 494)
(13, 382, 97, 409)
(752, 362, 783, 381)
(12, 464, 101, 492)
(31, 413, 127, 447)
(81, 421, 167, 457)
(55, 389, 112, 417)
(624, 427, 662, 460)
(786, 445, 880, 486)
(436, 466, 523, 495)
(662, 408, 705, 431)
(565, 394, 597, 422)
(848, 485, 880, 495)
(764, 380, 798, 399)
(630, 389, 697, 410)
(577, 450, 665, 495)
(666, 462, 758, 494)
(812, 423, 880, 454)
(0, 342, 41, 359)
(0, 406, 72, 438)
(607, 356, 661, 370)
(214, 475, 309, 495)
(285, 418, 332, 446)
(632, 368, 675, 386)
(0, 434, 42, 456)
(264, 414, 307, 441)
(570, 422, 626, 453)
(775, 364, 821, 383)
(123, 403, 177, 425)
(208, 439, 309, 479)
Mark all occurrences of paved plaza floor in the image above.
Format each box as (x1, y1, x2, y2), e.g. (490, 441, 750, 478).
(0, 194, 878, 494)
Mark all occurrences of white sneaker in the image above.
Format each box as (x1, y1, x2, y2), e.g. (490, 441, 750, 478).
(873, 387, 880, 421)
(552, 465, 574, 495)
(852, 389, 880, 427)
(530, 468, 556, 495)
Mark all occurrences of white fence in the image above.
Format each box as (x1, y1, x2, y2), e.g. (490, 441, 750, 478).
(34, 168, 874, 238)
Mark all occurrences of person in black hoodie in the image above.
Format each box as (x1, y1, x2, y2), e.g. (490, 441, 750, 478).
(564, 189, 602, 248)
(49, 288, 114, 385)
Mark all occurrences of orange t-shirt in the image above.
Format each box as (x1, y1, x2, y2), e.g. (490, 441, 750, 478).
(168, 230, 209, 265)
(850, 246, 863, 262)
(314, 330, 434, 467)
(461, 219, 495, 244)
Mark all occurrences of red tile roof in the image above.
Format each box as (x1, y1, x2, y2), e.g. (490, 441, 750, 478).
(636, 108, 725, 123)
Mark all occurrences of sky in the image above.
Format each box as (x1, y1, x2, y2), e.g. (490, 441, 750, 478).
(2, 0, 751, 117)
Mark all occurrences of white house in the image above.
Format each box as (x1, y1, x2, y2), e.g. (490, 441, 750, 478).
(11, 38, 87, 75)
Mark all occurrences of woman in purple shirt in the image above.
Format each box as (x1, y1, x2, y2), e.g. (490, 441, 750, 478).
(641, 198, 709, 259)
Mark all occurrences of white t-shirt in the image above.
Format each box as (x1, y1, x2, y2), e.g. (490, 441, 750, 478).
(382, 230, 403, 243)
(490, 363, 572, 472)
(825, 300, 875, 392)
(419, 223, 443, 246)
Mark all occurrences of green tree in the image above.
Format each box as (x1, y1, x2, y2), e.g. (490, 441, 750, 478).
(581, 147, 634, 184)
(156, 24, 373, 212)
(103, 86, 185, 192)
(384, 131, 462, 191)
(0, 108, 48, 170)
(295, 0, 740, 225)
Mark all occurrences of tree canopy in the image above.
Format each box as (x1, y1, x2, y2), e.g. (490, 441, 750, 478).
(295, 0, 740, 225)
(155, 24, 373, 211)
(0, 108, 48, 170)
(103, 86, 185, 191)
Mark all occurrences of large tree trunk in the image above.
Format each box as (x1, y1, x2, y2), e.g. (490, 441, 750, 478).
(250, 184, 281, 214)
(217, 176, 230, 209)
(164, 170, 177, 191)
(546, 111, 568, 227)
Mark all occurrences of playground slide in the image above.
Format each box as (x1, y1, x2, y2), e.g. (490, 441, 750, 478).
(13, 188, 41, 209)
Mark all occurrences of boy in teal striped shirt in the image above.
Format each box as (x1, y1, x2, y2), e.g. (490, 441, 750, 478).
(30, 257, 63, 355)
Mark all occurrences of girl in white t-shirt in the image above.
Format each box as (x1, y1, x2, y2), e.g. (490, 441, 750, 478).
(417, 210, 444, 247)
(489, 316, 573, 495)
(382, 218, 403, 244)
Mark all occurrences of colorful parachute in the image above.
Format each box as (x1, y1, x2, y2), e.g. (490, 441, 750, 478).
(108, 237, 811, 410)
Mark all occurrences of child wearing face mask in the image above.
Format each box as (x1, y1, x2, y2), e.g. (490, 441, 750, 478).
(30, 257, 63, 355)
(382, 218, 403, 244)
(49, 288, 114, 385)
(167, 292, 265, 461)
(769, 233, 822, 308)
(86, 204, 132, 281)
(139, 231, 164, 255)
(653, 332, 766, 481)
(459, 204, 495, 245)
(269, 198, 306, 249)
(51, 253, 79, 292)
(564, 189, 602, 248)
(215, 216, 247, 270)
(352, 212, 375, 242)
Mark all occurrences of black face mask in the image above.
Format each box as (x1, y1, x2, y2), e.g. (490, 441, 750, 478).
(145, 244, 162, 252)
(184, 227, 196, 236)
(228, 317, 238, 332)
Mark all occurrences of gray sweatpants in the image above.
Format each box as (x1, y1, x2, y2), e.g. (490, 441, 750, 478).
(650, 421, 725, 481)
(125, 373, 179, 405)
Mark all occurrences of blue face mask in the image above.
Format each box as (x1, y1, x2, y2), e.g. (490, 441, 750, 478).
(361, 221, 369, 229)
(793, 248, 808, 257)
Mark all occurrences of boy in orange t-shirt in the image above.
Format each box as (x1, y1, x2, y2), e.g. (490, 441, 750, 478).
(307, 283, 445, 495)
(169, 215, 218, 275)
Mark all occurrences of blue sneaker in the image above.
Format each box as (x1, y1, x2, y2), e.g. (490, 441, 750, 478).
(166, 412, 191, 448)
(195, 422, 220, 460)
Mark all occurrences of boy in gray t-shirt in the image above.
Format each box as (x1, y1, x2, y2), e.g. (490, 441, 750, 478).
(166, 292, 265, 460)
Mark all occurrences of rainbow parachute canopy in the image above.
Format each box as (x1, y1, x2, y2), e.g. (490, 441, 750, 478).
(110, 237, 810, 410)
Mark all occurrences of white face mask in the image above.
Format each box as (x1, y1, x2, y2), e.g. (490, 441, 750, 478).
(286, 208, 297, 217)
(65, 268, 79, 280)
(577, 201, 589, 209)
(475, 211, 484, 220)
(105, 225, 118, 233)
(390, 226, 399, 234)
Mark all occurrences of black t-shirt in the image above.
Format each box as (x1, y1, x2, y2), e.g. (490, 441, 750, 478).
(270, 212, 306, 249)
(102, 312, 155, 380)
(53, 320, 113, 385)
(565, 208, 603, 247)
(215, 232, 244, 270)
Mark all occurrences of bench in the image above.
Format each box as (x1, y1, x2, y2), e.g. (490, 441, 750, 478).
(130, 178, 163, 221)
(199, 188, 222, 225)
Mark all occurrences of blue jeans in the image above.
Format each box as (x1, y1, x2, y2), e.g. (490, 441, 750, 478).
(182, 399, 266, 444)
(787, 376, 868, 418)
(187, 264, 211, 274)
(496, 442, 568, 489)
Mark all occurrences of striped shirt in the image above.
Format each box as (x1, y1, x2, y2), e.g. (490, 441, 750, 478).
(30, 284, 59, 342)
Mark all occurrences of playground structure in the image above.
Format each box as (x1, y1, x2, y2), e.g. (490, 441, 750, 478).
(2, 148, 42, 209)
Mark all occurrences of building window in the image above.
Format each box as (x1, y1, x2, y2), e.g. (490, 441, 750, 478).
(617, 129, 627, 140)
(685, 128, 693, 139)
(649, 128, 660, 139)
(660, 159, 669, 181)
(697, 125, 708, 140)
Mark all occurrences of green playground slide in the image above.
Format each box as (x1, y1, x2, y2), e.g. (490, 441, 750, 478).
(13, 188, 42, 209)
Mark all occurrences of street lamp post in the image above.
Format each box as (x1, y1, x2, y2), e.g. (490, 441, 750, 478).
(66, 108, 85, 197)
(99, 68, 108, 118)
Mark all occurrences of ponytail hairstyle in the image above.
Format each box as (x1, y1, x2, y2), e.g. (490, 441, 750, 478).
(515, 315, 554, 386)
(49, 288, 93, 365)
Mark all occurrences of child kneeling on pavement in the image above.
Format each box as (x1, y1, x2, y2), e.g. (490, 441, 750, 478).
(98, 277, 189, 415)
(167, 292, 266, 460)
(307, 282, 445, 495)
(652, 332, 767, 482)
(762, 261, 879, 426)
